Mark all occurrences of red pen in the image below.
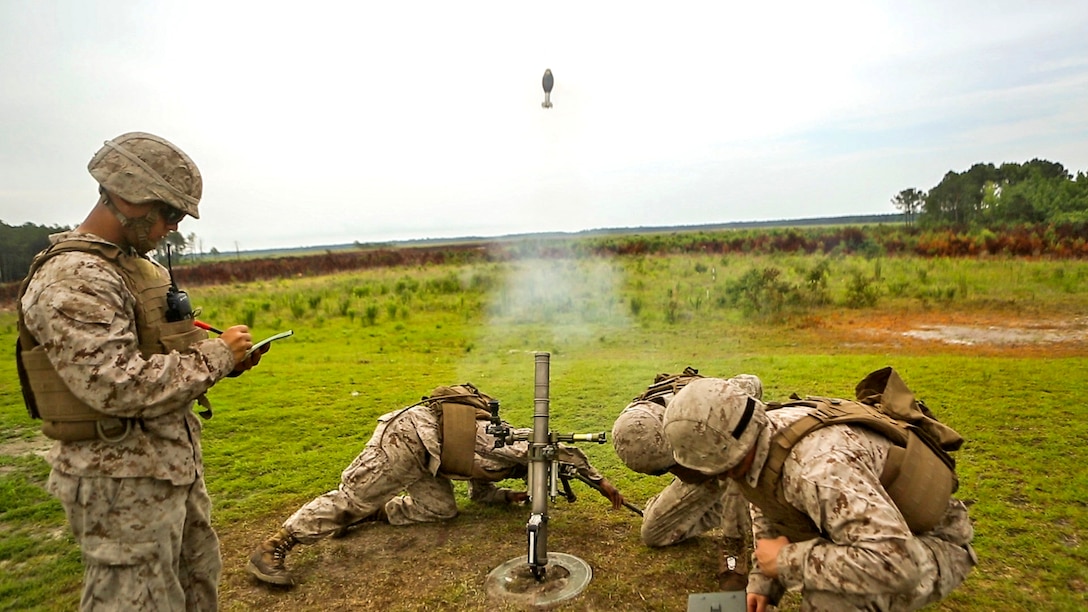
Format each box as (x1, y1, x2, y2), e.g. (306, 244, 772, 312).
(194, 320, 224, 335)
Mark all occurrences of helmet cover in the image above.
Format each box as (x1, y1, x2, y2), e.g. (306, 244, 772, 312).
(88, 132, 202, 219)
(663, 377, 767, 475)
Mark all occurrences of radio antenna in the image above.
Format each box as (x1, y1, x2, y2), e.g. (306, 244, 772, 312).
(165, 243, 180, 289)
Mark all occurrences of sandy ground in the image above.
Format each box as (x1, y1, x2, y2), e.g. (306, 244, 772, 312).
(802, 311, 1088, 358)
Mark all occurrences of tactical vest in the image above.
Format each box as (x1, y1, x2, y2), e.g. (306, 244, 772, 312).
(743, 368, 963, 539)
(16, 238, 209, 442)
(422, 383, 496, 479)
(634, 366, 703, 407)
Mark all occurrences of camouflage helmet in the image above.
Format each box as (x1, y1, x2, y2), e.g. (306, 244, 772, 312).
(727, 374, 763, 400)
(88, 132, 202, 219)
(612, 402, 674, 474)
(662, 377, 768, 475)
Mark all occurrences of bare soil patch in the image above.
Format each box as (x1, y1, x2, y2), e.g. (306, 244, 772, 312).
(801, 311, 1088, 358)
(218, 506, 719, 612)
(0, 433, 52, 467)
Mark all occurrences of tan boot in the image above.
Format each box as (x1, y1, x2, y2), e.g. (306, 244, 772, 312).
(717, 536, 749, 591)
(247, 528, 299, 586)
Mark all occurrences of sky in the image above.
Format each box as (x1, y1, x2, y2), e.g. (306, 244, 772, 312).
(1, 1, 1087, 252)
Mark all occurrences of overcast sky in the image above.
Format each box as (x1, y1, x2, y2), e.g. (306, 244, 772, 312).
(2, 1, 1086, 252)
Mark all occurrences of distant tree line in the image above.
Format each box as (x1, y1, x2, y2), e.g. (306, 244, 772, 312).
(3, 159, 1086, 285)
(893, 159, 1088, 227)
(0, 221, 203, 283)
(155, 231, 205, 263)
(0, 220, 70, 283)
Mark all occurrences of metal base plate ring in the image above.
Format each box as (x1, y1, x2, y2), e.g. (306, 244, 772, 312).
(485, 552, 593, 608)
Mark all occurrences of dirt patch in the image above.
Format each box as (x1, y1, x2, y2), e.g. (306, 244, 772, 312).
(901, 321, 1088, 346)
(0, 433, 52, 462)
(218, 506, 718, 612)
(804, 311, 1088, 358)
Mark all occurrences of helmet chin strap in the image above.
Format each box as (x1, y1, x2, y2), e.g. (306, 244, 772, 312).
(100, 191, 162, 253)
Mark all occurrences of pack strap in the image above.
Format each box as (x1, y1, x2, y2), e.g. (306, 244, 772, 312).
(14, 338, 40, 419)
(761, 387, 961, 536)
(763, 399, 911, 490)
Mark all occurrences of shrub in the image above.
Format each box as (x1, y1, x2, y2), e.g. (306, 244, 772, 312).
(363, 304, 379, 326)
(242, 306, 258, 328)
(802, 259, 832, 306)
(844, 271, 881, 308)
(724, 266, 798, 318)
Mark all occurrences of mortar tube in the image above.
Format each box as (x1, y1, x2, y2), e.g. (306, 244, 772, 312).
(528, 352, 551, 574)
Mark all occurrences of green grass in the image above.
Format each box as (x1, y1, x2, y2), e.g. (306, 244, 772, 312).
(2, 253, 1087, 610)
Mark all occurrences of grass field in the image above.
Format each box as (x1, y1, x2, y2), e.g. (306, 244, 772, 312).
(2, 252, 1087, 611)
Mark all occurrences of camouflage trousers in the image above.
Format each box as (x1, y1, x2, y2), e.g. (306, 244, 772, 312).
(283, 416, 457, 543)
(794, 539, 976, 612)
(641, 477, 751, 547)
(791, 499, 977, 611)
(48, 470, 221, 612)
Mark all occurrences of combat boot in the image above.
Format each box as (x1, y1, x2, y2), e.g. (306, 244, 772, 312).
(247, 528, 299, 586)
(717, 536, 749, 591)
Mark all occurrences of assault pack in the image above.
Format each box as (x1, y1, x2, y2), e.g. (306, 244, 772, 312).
(762, 367, 964, 534)
(421, 383, 496, 479)
(633, 366, 703, 407)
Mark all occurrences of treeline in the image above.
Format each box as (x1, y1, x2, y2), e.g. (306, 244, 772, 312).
(576, 223, 1088, 259)
(2, 221, 1087, 305)
(0, 222, 206, 284)
(0, 220, 70, 284)
(893, 159, 1088, 226)
(2, 157, 1086, 292)
(87, 222, 1088, 286)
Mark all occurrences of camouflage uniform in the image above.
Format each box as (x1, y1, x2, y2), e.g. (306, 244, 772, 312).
(20, 232, 236, 611)
(613, 375, 760, 548)
(739, 406, 976, 610)
(664, 375, 978, 612)
(617, 400, 751, 549)
(640, 472, 729, 547)
(282, 403, 607, 542)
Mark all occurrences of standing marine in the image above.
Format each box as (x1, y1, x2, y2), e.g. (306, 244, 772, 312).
(16, 132, 263, 610)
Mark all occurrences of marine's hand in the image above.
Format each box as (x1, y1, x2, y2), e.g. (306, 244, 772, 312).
(747, 593, 771, 612)
(754, 536, 789, 578)
(229, 342, 266, 376)
(596, 478, 625, 510)
(506, 491, 529, 505)
(221, 325, 253, 367)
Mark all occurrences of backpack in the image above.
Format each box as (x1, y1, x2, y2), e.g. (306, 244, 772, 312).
(762, 367, 963, 534)
(421, 383, 496, 479)
(633, 366, 703, 407)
